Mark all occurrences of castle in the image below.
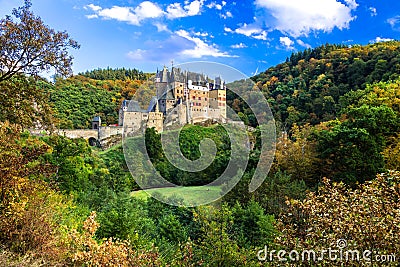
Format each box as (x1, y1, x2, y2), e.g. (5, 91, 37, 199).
(119, 66, 227, 135)
(29, 67, 228, 148)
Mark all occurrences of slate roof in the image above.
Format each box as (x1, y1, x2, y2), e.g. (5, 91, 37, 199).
(147, 97, 158, 112)
(122, 100, 147, 112)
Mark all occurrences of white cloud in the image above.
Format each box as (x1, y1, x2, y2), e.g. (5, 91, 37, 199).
(98, 6, 140, 25)
(135, 1, 164, 19)
(231, 43, 248, 48)
(175, 29, 236, 58)
(255, 0, 358, 37)
(166, 0, 204, 19)
(224, 27, 233, 33)
(343, 0, 358, 10)
(296, 39, 311, 48)
(154, 22, 169, 32)
(207, 1, 223, 10)
(86, 1, 163, 25)
(86, 14, 98, 19)
(86, 1, 204, 25)
(221, 11, 233, 19)
(369, 7, 377, 17)
(280, 36, 294, 49)
(387, 16, 400, 31)
(253, 31, 267, 40)
(127, 49, 146, 60)
(85, 4, 101, 12)
(371, 37, 394, 43)
(232, 23, 267, 40)
(127, 30, 235, 62)
(194, 31, 209, 37)
(166, 3, 187, 18)
(126, 34, 195, 62)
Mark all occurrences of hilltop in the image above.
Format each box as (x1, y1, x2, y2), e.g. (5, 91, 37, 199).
(246, 41, 400, 130)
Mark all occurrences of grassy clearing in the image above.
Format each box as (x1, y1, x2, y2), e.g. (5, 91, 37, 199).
(131, 185, 222, 205)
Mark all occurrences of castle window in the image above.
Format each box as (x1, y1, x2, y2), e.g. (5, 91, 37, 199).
(205, 98, 207, 101)
(193, 96, 195, 100)
(198, 97, 201, 100)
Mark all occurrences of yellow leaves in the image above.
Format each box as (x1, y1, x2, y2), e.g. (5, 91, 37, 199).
(82, 211, 99, 237)
(276, 171, 400, 262)
(383, 133, 400, 170)
(72, 211, 161, 266)
(274, 124, 320, 184)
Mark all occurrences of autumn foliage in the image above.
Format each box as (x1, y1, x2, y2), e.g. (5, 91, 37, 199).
(72, 211, 161, 266)
(276, 171, 400, 265)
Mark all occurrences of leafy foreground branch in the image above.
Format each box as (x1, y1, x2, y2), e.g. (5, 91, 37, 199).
(0, 0, 79, 82)
(276, 171, 400, 266)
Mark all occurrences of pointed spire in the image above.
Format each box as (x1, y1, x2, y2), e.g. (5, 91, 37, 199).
(155, 99, 159, 113)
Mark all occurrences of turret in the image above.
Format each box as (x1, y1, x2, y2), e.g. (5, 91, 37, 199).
(92, 116, 101, 129)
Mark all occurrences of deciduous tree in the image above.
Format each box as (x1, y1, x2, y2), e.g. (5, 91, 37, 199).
(0, 0, 79, 82)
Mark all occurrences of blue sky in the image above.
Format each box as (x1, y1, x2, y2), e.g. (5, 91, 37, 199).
(1, 0, 400, 78)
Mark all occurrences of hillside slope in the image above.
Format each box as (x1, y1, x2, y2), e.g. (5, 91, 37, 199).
(250, 41, 400, 129)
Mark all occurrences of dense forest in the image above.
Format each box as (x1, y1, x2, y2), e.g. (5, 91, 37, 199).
(1, 2, 400, 266)
(79, 67, 150, 81)
(230, 41, 400, 130)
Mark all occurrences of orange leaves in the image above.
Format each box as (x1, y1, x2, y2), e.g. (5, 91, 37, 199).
(72, 211, 161, 267)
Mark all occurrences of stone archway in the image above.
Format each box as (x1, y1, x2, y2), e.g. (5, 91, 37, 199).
(88, 137, 98, 147)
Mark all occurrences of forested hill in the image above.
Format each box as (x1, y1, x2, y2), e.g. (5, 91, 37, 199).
(79, 67, 152, 81)
(47, 68, 152, 128)
(250, 41, 400, 129)
(49, 42, 400, 130)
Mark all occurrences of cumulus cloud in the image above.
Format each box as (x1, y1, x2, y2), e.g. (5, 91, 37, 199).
(207, 1, 226, 10)
(371, 37, 394, 43)
(85, 1, 163, 25)
(224, 27, 233, 32)
(280, 36, 294, 49)
(135, 1, 164, 18)
(127, 30, 235, 62)
(85, 1, 205, 24)
(166, 0, 204, 19)
(254, 0, 358, 37)
(231, 43, 248, 48)
(86, 14, 98, 19)
(85, 4, 101, 12)
(175, 30, 236, 57)
(231, 23, 267, 40)
(194, 31, 209, 37)
(343, 0, 358, 10)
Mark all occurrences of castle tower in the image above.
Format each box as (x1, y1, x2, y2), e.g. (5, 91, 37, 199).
(92, 116, 101, 129)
